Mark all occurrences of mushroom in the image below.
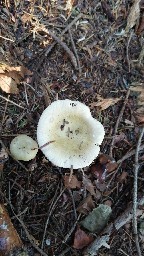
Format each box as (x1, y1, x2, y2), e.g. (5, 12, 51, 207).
(37, 99, 105, 169)
(10, 135, 38, 161)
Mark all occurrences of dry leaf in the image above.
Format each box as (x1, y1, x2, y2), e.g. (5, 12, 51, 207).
(0, 74, 19, 94)
(77, 194, 95, 214)
(83, 175, 96, 196)
(104, 200, 112, 207)
(91, 163, 106, 182)
(73, 227, 94, 249)
(106, 161, 118, 173)
(136, 15, 144, 35)
(90, 97, 120, 110)
(21, 13, 32, 24)
(117, 171, 128, 182)
(91, 154, 117, 181)
(0, 204, 23, 255)
(0, 63, 32, 94)
(125, 0, 141, 32)
(64, 175, 81, 189)
(99, 154, 113, 165)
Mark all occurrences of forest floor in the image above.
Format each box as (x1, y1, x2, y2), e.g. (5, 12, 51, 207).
(0, 1, 144, 256)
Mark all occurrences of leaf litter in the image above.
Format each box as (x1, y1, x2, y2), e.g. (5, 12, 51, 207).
(0, 1, 144, 256)
(73, 226, 94, 250)
(0, 63, 32, 94)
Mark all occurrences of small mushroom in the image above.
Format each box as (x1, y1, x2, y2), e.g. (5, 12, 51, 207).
(10, 135, 38, 161)
(37, 99, 105, 169)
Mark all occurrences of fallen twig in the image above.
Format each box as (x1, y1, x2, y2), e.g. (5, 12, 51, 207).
(45, 13, 83, 56)
(133, 127, 144, 256)
(109, 89, 130, 157)
(107, 143, 144, 188)
(84, 196, 144, 256)
(117, 143, 144, 164)
(47, 30, 77, 69)
(35, 13, 83, 72)
(126, 31, 133, 72)
(0, 94, 25, 109)
(41, 187, 65, 249)
(62, 214, 81, 243)
(68, 28, 81, 74)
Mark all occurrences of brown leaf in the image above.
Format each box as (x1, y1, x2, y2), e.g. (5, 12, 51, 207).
(73, 227, 94, 249)
(0, 63, 32, 94)
(0, 63, 32, 76)
(104, 200, 112, 207)
(99, 154, 114, 165)
(83, 175, 96, 196)
(77, 194, 95, 214)
(0, 204, 23, 255)
(90, 97, 120, 110)
(136, 15, 144, 35)
(64, 175, 81, 189)
(91, 163, 106, 182)
(117, 171, 128, 183)
(125, 0, 141, 32)
(0, 74, 19, 94)
(106, 161, 118, 173)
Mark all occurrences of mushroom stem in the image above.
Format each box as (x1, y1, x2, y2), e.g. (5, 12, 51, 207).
(69, 165, 73, 182)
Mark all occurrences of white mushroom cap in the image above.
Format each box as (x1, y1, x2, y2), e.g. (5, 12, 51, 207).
(37, 99, 105, 169)
(10, 135, 38, 161)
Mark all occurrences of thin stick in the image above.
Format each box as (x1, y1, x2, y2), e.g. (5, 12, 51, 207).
(117, 144, 144, 164)
(107, 143, 144, 188)
(0, 94, 25, 109)
(45, 13, 83, 56)
(109, 89, 130, 157)
(68, 189, 77, 220)
(34, 13, 83, 73)
(46, 29, 77, 69)
(133, 127, 144, 256)
(1, 94, 9, 132)
(0, 35, 14, 42)
(126, 31, 133, 72)
(41, 187, 65, 249)
(62, 214, 81, 243)
(68, 28, 81, 74)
